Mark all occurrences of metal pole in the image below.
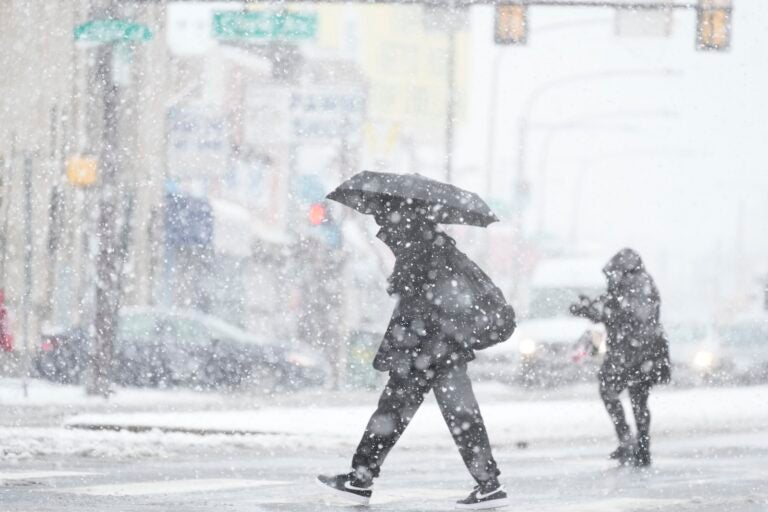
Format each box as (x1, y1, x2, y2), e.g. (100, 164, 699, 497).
(533, 108, 676, 233)
(515, 68, 680, 232)
(445, 27, 456, 184)
(569, 147, 696, 245)
(89, 1, 121, 397)
(21, 156, 33, 398)
(485, 50, 501, 200)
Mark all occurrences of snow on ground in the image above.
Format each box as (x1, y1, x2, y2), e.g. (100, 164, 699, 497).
(63, 384, 768, 444)
(0, 426, 302, 463)
(0, 378, 229, 409)
(2, 381, 765, 463)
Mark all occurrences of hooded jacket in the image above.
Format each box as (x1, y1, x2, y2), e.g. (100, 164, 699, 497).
(372, 223, 479, 377)
(594, 248, 670, 384)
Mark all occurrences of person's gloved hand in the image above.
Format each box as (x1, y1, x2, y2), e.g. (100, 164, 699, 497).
(569, 295, 593, 317)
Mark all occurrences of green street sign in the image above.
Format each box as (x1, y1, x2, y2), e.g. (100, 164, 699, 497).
(213, 11, 317, 41)
(74, 19, 153, 43)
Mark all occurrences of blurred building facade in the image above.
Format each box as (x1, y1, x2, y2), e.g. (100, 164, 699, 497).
(0, 1, 472, 386)
(0, 0, 169, 355)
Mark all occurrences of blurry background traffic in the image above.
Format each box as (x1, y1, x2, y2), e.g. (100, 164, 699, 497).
(0, 0, 766, 395)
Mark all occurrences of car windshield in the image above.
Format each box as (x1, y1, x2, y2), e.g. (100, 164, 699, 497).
(160, 315, 212, 346)
(529, 287, 603, 320)
(118, 312, 161, 341)
(666, 323, 710, 345)
(198, 315, 265, 346)
(715, 322, 768, 347)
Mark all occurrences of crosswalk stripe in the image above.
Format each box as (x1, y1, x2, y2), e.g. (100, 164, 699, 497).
(534, 497, 690, 511)
(53, 478, 288, 496)
(0, 471, 93, 481)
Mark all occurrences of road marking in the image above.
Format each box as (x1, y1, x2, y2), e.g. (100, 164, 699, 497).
(375, 489, 462, 504)
(55, 478, 288, 496)
(535, 497, 690, 511)
(0, 471, 93, 481)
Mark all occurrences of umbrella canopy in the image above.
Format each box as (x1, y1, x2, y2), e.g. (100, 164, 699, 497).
(326, 171, 499, 227)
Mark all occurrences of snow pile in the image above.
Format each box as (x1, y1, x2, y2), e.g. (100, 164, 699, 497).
(54, 385, 768, 453)
(0, 378, 228, 409)
(2, 384, 765, 462)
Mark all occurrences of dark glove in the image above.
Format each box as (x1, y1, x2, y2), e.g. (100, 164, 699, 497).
(569, 295, 592, 317)
(570, 295, 602, 322)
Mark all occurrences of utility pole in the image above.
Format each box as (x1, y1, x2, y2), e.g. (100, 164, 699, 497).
(21, 156, 33, 398)
(89, 1, 121, 397)
(75, 2, 151, 397)
(445, 27, 456, 184)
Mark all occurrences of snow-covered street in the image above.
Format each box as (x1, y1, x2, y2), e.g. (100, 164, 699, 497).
(2, 1, 768, 510)
(1, 428, 766, 511)
(1, 379, 767, 510)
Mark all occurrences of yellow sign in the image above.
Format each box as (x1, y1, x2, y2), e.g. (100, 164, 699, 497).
(66, 156, 98, 187)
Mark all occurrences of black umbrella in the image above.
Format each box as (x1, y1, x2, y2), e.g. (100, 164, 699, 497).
(326, 171, 498, 227)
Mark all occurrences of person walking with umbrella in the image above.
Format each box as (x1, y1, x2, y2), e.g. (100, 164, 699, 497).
(569, 248, 671, 467)
(317, 172, 516, 509)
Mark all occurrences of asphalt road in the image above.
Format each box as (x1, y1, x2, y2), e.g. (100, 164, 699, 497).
(2, 429, 766, 512)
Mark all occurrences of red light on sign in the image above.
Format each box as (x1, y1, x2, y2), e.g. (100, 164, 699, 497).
(308, 203, 326, 225)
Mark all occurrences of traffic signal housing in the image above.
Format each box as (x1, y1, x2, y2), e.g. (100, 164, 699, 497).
(696, 0, 732, 51)
(495, 3, 528, 45)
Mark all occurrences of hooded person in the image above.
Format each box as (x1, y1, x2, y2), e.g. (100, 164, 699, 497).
(318, 200, 514, 510)
(570, 248, 671, 467)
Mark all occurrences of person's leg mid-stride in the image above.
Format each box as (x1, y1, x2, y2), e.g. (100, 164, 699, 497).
(599, 369, 635, 465)
(317, 364, 508, 509)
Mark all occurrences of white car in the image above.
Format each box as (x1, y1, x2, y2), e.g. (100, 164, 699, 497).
(474, 315, 605, 387)
(670, 317, 768, 385)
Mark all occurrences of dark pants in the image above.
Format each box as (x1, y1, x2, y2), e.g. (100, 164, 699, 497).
(351, 363, 500, 484)
(599, 369, 652, 455)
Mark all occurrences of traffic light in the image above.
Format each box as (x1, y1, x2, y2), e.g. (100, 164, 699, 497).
(307, 202, 341, 248)
(495, 3, 528, 45)
(696, 0, 731, 51)
(764, 276, 768, 311)
(308, 202, 327, 226)
(66, 155, 98, 187)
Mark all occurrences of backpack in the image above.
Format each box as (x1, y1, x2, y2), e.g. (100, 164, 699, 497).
(438, 249, 517, 351)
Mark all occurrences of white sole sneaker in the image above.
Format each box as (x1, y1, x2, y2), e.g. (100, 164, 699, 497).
(315, 476, 371, 506)
(455, 496, 510, 510)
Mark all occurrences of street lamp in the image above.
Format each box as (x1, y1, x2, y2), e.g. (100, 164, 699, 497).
(422, 2, 468, 184)
(515, 68, 682, 215)
(485, 17, 612, 200)
(533, 108, 678, 234)
(569, 147, 698, 246)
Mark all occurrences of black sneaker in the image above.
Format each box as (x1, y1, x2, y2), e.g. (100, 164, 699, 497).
(632, 448, 652, 468)
(316, 473, 373, 506)
(456, 481, 509, 510)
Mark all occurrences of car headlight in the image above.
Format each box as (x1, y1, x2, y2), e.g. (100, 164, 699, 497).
(693, 350, 715, 370)
(287, 352, 317, 368)
(592, 331, 607, 355)
(519, 338, 537, 356)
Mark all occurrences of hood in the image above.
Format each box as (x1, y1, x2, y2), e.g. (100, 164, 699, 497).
(375, 217, 440, 257)
(603, 247, 644, 277)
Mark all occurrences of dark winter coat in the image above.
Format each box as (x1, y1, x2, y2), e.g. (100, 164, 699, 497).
(587, 249, 671, 385)
(372, 227, 485, 378)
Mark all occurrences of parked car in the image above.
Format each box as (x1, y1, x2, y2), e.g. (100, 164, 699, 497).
(35, 307, 328, 392)
(670, 317, 768, 385)
(473, 257, 607, 387)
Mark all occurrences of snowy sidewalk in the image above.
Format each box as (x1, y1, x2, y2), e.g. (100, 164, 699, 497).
(63, 385, 768, 448)
(3, 381, 767, 463)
